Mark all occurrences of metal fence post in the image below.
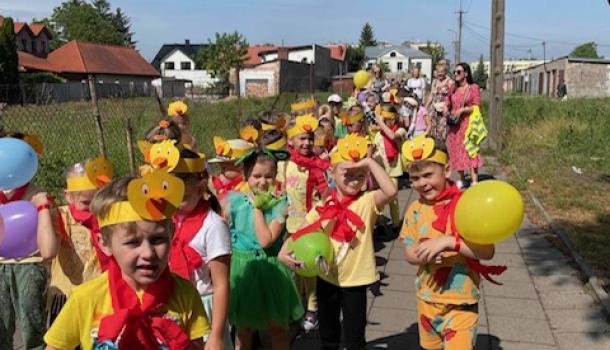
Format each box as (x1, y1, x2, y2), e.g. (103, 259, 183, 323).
(87, 74, 107, 157)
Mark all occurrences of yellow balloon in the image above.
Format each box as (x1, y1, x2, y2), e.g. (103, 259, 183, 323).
(353, 70, 370, 89)
(455, 180, 524, 244)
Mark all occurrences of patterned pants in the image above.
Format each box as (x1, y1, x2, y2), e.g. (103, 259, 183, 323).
(417, 300, 479, 350)
(0, 263, 48, 350)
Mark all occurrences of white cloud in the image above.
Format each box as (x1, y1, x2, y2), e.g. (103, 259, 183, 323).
(0, 0, 54, 20)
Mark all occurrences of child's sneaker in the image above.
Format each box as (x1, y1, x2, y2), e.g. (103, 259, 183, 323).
(303, 310, 318, 332)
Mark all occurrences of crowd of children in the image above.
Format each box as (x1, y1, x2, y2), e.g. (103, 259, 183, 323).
(0, 66, 499, 350)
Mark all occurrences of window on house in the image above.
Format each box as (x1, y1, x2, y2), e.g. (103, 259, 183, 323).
(22, 39, 27, 51)
(390, 51, 396, 58)
(31, 41, 35, 52)
(366, 63, 373, 70)
(301, 57, 308, 63)
(164, 62, 175, 70)
(397, 62, 403, 71)
(181, 61, 192, 70)
(41, 40, 46, 52)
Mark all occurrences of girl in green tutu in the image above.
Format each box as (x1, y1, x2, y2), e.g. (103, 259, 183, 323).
(224, 146, 303, 350)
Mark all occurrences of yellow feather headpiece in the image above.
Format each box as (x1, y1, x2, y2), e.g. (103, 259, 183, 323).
(330, 134, 369, 165)
(168, 101, 188, 117)
(98, 169, 185, 228)
(401, 134, 448, 166)
(286, 114, 319, 138)
(208, 137, 255, 163)
(66, 156, 114, 192)
(291, 98, 316, 112)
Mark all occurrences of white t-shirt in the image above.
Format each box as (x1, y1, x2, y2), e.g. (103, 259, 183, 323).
(407, 77, 426, 101)
(188, 210, 232, 296)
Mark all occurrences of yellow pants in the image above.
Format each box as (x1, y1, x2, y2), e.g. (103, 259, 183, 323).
(417, 300, 479, 350)
(296, 274, 317, 311)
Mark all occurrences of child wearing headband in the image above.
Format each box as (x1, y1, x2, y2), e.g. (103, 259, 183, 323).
(167, 100, 196, 149)
(373, 103, 408, 231)
(47, 158, 113, 326)
(169, 149, 233, 350)
(224, 147, 302, 350)
(279, 134, 398, 350)
(400, 135, 501, 350)
(44, 173, 210, 349)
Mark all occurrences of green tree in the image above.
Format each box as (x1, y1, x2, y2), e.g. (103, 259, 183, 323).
(35, 0, 133, 48)
(359, 23, 377, 47)
(472, 55, 488, 89)
(569, 42, 600, 59)
(195, 31, 248, 96)
(0, 16, 19, 85)
(420, 41, 446, 68)
(346, 45, 364, 72)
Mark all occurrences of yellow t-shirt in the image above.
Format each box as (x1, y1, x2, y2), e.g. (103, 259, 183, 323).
(48, 206, 101, 301)
(373, 128, 407, 178)
(285, 160, 325, 234)
(400, 200, 480, 305)
(305, 191, 380, 287)
(44, 272, 210, 350)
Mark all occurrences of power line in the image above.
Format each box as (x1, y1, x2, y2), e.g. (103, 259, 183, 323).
(464, 21, 588, 46)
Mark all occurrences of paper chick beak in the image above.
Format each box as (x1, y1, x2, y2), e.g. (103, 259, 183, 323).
(348, 150, 360, 161)
(96, 175, 111, 188)
(145, 197, 167, 220)
(153, 157, 168, 168)
(412, 149, 424, 160)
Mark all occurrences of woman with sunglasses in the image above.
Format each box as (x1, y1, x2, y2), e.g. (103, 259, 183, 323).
(447, 62, 483, 188)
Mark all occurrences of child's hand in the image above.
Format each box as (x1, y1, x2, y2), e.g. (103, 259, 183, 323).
(278, 245, 303, 270)
(204, 334, 224, 350)
(31, 192, 50, 207)
(415, 236, 452, 263)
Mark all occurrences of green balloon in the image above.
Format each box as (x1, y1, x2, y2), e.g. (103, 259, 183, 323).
(289, 231, 334, 277)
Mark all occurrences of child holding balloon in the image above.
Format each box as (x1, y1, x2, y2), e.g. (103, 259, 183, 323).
(47, 158, 114, 326)
(0, 136, 58, 349)
(224, 146, 303, 350)
(400, 135, 504, 350)
(279, 134, 398, 350)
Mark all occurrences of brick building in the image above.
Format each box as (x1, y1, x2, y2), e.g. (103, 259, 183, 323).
(504, 56, 610, 98)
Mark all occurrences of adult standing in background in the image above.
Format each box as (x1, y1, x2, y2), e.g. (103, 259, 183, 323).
(427, 62, 455, 143)
(447, 62, 483, 187)
(368, 64, 390, 94)
(406, 67, 426, 102)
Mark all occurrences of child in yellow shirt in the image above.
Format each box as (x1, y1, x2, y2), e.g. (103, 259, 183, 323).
(280, 134, 398, 349)
(285, 114, 330, 330)
(400, 135, 502, 350)
(47, 158, 113, 325)
(44, 172, 210, 350)
(373, 103, 408, 229)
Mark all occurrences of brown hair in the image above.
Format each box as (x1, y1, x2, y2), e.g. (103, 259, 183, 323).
(144, 119, 182, 144)
(260, 130, 284, 147)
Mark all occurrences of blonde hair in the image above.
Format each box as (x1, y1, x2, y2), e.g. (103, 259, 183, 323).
(89, 176, 137, 242)
(318, 104, 332, 120)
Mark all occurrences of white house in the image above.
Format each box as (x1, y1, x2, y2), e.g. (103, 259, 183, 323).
(151, 40, 216, 88)
(364, 45, 433, 81)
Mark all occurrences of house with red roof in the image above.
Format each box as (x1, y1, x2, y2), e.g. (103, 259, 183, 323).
(0, 16, 52, 57)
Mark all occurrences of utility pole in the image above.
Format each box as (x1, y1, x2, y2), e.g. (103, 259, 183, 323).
(488, 0, 505, 152)
(448, 29, 458, 69)
(542, 41, 547, 71)
(456, 0, 466, 64)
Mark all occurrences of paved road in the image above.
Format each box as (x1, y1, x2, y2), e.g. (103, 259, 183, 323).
(293, 186, 610, 350)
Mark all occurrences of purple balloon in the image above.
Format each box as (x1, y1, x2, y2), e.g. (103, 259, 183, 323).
(357, 91, 368, 103)
(0, 215, 4, 246)
(0, 200, 38, 259)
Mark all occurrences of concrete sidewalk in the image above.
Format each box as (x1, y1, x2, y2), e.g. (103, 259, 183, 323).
(293, 187, 610, 350)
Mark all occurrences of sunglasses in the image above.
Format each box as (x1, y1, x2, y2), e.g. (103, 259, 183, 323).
(454, 70, 464, 75)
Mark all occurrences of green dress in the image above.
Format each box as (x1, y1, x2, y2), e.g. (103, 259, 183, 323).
(227, 191, 303, 330)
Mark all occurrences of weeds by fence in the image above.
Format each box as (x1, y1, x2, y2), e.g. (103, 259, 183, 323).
(0, 85, 331, 198)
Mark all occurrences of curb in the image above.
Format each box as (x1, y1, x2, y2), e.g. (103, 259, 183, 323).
(512, 166, 610, 318)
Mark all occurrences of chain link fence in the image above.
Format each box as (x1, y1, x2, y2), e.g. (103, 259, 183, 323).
(0, 83, 330, 199)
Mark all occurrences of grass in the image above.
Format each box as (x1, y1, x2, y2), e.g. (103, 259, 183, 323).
(497, 96, 610, 287)
(0, 92, 332, 198)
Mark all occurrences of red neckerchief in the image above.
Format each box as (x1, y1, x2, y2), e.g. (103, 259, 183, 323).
(68, 204, 111, 272)
(0, 184, 29, 204)
(97, 259, 190, 349)
(292, 189, 364, 243)
(211, 175, 243, 196)
(430, 184, 507, 286)
(169, 200, 209, 280)
(288, 147, 330, 211)
(381, 125, 400, 162)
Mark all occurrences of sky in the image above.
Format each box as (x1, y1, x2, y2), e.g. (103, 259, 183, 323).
(3, 0, 610, 62)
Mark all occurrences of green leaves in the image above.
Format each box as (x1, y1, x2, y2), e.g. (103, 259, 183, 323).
(569, 42, 600, 59)
(0, 16, 19, 85)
